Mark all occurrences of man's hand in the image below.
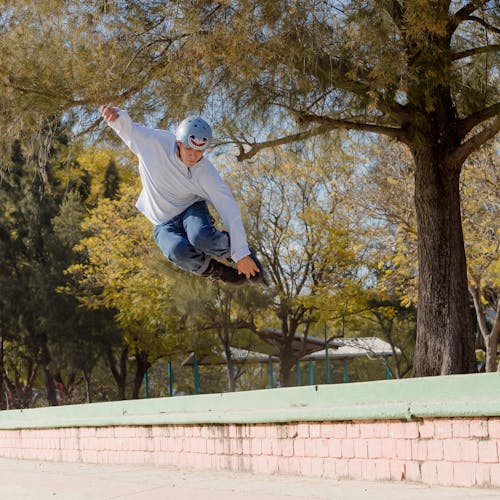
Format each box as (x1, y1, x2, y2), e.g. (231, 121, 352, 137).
(237, 255, 260, 279)
(100, 105, 119, 123)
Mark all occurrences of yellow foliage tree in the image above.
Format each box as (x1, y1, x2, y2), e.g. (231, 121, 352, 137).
(226, 138, 369, 386)
(67, 179, 186, 398)
(462, 139, 500, 372)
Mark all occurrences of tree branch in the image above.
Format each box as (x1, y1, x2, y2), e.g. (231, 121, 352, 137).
(452, 44, 500, 60)
(469, 285, 490, 339)
(297, 113, 408, 142)
(457, 102, 500, 138)
(449, 1, 492, 36)
(70, 87, 142, 137)
(72, 116, 103, 137)
(235, 112, 409, 161)
(491, 298, 500, 349)
(450, 115, 500, 166)
(453, 1, 490, 23)
(466, 15, 500, 35)
(235, 124, 333, 161)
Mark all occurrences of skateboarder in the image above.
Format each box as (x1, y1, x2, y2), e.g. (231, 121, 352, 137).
(100, 105, 266, 286)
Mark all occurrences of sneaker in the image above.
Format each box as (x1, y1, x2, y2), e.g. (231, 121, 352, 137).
(202, 259, 248, 286)
(248, 247, 269, 286)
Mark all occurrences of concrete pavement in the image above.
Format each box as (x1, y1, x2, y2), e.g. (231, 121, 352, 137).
(0, 457, 498, 500)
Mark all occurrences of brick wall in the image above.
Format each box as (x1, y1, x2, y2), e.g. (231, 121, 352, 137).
(1, 417, 499, 488)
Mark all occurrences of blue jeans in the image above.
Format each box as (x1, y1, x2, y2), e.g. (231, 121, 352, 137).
(153, 201, 231, 274)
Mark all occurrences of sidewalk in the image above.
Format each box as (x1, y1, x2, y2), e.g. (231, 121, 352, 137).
(0, 458, 498, 500)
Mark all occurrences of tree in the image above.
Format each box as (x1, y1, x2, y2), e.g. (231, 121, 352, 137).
(172, 273, 270, 392)
(66, 181, 187, 399)
(350, 139, 420, 377)
(365, 296, 416, 378)
(53, 147, 138, 402)
(1, 1, 498, 376)
(177, 0, 499, 376)
(359, 135, 499, 371)
(0, 133, 96, 407)
(461, 140, 499, 371)
(227, 141, 368, 386)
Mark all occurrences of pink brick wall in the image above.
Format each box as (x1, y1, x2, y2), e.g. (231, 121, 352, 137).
(0, 417, 499, 488)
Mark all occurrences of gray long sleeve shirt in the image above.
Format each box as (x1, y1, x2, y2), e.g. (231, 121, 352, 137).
(108, 110, 250, 262)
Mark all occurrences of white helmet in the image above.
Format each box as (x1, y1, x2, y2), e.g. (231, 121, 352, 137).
(175, 116, 212, 151)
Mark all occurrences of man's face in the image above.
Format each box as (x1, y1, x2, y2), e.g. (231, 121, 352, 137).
(177, 142, 204, 167)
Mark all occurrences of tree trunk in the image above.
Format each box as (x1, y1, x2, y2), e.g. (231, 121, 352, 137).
(0, 330, 4, 410)
(279, 338, 295, 388)
(83, 370, 92, 403)
(485, 334, 499, 373)
(372, 312, 403, 379)
(223, 341, 236, 392)
(277, 313, 308, 387)
(470, 285, 500, 372)
(131, 351, 150, 399)
(107, 346, 128, 400)
(412, 146, 476, 375)
(41, 340, 58, 406)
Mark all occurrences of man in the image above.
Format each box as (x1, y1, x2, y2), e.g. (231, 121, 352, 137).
(100, 105, 266, 286)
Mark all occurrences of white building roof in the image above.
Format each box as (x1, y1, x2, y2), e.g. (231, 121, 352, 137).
(181, 347, 277, 366)
(303, 336, 401, 360)
(181, 337, 401, 367)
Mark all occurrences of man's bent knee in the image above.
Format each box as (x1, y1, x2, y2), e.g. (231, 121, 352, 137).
(164, 240, 192, 262)
(188, 226, 218, 251)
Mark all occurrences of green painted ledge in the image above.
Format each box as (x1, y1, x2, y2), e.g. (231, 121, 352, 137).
(1, 373, 499, 429)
